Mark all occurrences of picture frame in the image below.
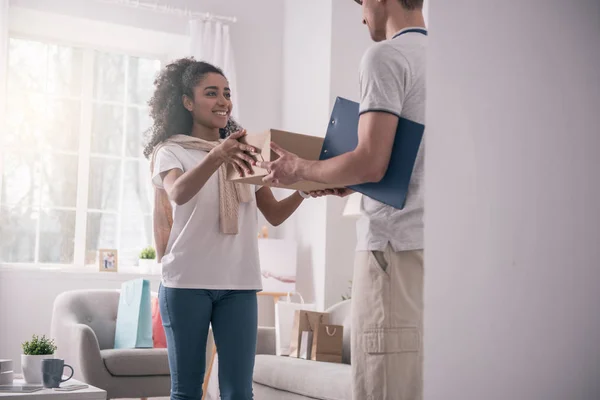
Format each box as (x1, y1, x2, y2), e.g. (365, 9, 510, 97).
(98, 249, 118, 272)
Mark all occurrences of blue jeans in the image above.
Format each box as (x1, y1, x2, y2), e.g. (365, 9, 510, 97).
(159, 285, 258, 400)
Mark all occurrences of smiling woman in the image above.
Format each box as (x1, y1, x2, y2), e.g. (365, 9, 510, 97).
(144, 57, 307, 399)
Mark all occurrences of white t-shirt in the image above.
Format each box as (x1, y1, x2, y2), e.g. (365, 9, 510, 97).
(152, 143, 263, 290)
(356, 27, 427, 252)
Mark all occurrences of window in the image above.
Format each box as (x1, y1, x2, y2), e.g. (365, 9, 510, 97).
(0, 37, 161, 267)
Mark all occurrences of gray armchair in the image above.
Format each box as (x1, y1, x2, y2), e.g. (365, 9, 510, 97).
(50, 289, 170, 400)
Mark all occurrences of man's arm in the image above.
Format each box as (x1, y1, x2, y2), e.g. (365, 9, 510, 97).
(300, 111, 398, 185)
(258, 43, 405, 187)
(258, 111, 398, 187)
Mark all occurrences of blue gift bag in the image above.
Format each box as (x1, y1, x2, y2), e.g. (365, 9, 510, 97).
(114, 278, 153, 349)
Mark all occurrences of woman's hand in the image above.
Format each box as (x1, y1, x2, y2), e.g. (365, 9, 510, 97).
(211, 130, 258, 177)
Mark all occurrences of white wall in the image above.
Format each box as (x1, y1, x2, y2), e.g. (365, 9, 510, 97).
(324, 0, 371, 309)
(9, 8, 188, 61)
(281, 0, 332, 138)
(0, 0, 7, 157)
(280, 0, 333, 310)
(425, 1, 600, 399)
(280, 0, 371, 310)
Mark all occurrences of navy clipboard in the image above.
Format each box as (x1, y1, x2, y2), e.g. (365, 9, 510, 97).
(319, 97, 424, 210)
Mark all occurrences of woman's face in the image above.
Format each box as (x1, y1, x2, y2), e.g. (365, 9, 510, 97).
(184, 72, 232, 129)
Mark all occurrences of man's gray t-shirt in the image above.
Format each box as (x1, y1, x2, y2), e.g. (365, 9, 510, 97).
(356, 28, 427, 252)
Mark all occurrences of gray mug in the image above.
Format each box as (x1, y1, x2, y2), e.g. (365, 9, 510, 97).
(41, 358, 74, 388)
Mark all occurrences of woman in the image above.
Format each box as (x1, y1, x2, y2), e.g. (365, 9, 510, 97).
(144, 58, 307, 400)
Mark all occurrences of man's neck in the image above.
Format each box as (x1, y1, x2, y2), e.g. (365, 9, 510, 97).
(190, 122, 220, 142)
(386, 10, 426, 40)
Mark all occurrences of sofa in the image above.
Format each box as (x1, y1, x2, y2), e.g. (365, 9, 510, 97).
(50, 289, 171, 400)
(253, 299, 352, 400)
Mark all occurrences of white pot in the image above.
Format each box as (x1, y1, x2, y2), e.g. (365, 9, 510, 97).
(138, 259, 155, 274)
(21, 354, 54, 384)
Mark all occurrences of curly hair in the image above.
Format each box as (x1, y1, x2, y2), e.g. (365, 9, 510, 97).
(143, 57, 242, 158)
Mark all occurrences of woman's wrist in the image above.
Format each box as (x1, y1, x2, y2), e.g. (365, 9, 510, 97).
(206, 148, 225, 168)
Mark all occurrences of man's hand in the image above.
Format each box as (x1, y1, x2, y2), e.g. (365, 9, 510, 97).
(308, 188, 354, 198)
(256, 143, 306, 186)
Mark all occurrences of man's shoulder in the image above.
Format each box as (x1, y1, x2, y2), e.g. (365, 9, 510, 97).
(361, 35, 427, 69)
(361, 40, 409, 71)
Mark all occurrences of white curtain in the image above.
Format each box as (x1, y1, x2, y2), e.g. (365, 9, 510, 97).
(189, 19, 239, 119)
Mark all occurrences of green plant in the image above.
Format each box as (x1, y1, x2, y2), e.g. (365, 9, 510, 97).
(139, 246, 156, 260)
(21, 334, 57, 355)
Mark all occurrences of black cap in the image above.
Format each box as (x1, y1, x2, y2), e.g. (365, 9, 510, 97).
(354, 0, 362, 4)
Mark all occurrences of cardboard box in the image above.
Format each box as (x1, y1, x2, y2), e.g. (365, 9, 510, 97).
(226, 129, 342, 192)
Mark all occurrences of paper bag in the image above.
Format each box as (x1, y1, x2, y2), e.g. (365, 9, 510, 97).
(299, 331, 313, 360)
(114, 279, 153, 349)
(311, 324, 344, 363)
(225, 129, 343, 192)
(289, 310, 329, 358)
(151, 297, 167, 348)
(274, 293, 315, 356)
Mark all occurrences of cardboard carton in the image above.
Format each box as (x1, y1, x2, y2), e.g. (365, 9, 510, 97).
(226, 129, 342, 192)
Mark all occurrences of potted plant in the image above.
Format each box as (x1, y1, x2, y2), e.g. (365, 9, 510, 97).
(21, 334, 57, 384)
(138, 246, 157, 274)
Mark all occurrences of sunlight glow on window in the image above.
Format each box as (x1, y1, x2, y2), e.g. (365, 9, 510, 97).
(0, 37, 161, 267)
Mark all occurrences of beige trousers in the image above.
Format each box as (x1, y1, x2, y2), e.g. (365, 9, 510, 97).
(351, 245, 424, 400)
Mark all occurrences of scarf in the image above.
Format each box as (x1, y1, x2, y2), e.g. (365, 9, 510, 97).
(150, 134, 252, 259)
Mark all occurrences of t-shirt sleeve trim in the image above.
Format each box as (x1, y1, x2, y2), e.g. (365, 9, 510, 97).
(359, 108, 401, 118)
(152, 146, 184, 189)
(152, 167, 183, 189)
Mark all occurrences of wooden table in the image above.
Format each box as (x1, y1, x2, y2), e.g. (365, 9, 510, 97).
(201, 291, 289, 399)
(0, 378, 106, 400)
